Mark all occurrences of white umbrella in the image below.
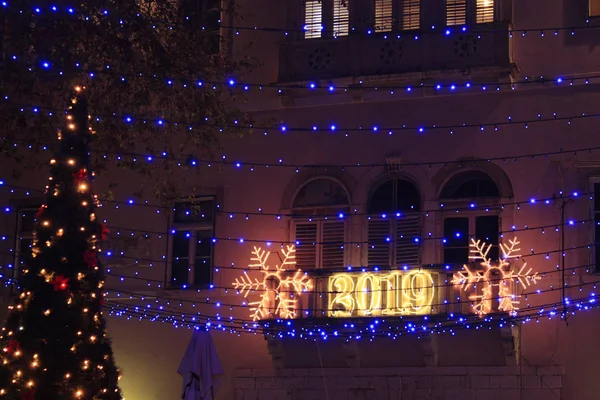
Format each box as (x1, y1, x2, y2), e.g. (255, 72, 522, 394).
(178, 330, 224, 400)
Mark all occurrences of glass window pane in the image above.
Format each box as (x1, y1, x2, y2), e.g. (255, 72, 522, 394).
(594, 183, 600, 211)
(172, 231, 191, 256)
(591, 0, 600, 17)
(444, 218, 469, 264)
(475, 216, 499, 260)
(171, 259, 189, 286)
(304, 0, 323, 39)
(173, 199, 214, 224)
(293, 179, 349, 208)
(195, 230, 213, 258)
(194, 258, 211, 286)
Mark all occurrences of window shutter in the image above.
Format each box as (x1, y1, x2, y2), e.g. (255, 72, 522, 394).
(368, 219, 392, 267)
(446, 0, 466, 26)
(475, 0, 494, 23)
(304, 0, 323, 39)
(395, 214, 420, 266)
(321, 221, 345, 268)
(400, 0, 420, 30)
(374, 0, 393, 32)
(333, 0, 349, 37)
(295, 222, 318, 269)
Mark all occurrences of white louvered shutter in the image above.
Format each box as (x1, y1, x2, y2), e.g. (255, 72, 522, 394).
(295, 222, 318, 270)
(446, 0, 466, 26)
(476, 0, 494, 23)
(304, 0, 323, 39)
(400, 0, 420, 30)
(395, 214, 420, 266)
(374, 0, 393, 32)
(368, 219, 392, 267)
(333, 0, 349, 37)
(321, 221, 345, 268)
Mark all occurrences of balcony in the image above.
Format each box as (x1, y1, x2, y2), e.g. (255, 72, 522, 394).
(277, 22, 514, 84)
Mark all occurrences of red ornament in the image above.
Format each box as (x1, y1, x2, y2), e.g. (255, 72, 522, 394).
(35, 205, 46, 219)
(83, 250, 97, 268)
(72, 169, 88, 181)
(20, 389, 35, 400)
(51, 275, 70, 291)
(100, 223, 110, 241)
(6, 339, 19, 354)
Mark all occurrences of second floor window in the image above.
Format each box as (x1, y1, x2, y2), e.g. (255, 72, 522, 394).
(367, 178, 421, 267)
(292, 178, 350, 269)
(304, 0, 350, 39)
(170, 198, 215, 288)
(440, 170, 501, 265)
(446, 0, 494, 26)
(374, 0, 420, 32)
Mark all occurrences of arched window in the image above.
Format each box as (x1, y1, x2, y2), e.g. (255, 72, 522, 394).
(292, 178, 349, 270)
(440, 170, 501, 265)
(367, 178, 421, 267)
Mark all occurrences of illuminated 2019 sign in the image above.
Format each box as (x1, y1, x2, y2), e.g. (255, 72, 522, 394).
(328, 271, 438, 317)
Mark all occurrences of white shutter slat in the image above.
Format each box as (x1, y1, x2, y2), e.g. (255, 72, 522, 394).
(446, 0, 466, 26)
(333, 0, 349, 37)
(374, 0, 393, 32)
(304, 0, 323, 39)
(295, 223, 317, 269)
(395, 214, 421, 266)
(322, 221, 345, 268)
(400, 0, 420, 30)
(476, 0, 494, 23)
(368, 219, 392, 267)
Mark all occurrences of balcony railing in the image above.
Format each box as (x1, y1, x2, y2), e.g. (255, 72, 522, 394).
(277, 22, 513, 83)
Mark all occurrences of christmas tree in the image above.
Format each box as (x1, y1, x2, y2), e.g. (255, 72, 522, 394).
(0, 88, 122, 399)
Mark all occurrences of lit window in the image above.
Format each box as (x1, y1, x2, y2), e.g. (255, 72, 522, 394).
(401, 0, 420, 30)
(304, 0, 323, 39)
(374, 0, 393, 32)
(169, 198, 215, 288)
(476, 0, 494, 23)
(591, 0, 600, 17)
(333, 0, 350, 37)
(446, 0, 466, 26)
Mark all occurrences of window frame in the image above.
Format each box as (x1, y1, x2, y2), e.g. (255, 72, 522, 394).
(441, 211, 501, 267)
(445, 0, 496, 27)
(291, 218, 348, 269)
(302, 0, 350, 39)
(373, 0, 421, 33)
(167, 196, 216, 289)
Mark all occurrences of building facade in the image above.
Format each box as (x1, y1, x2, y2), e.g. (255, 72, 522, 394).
(3, 0, 600, 399)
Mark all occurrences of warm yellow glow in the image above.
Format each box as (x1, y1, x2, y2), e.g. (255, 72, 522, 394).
(75, 389, 84, 398)
(41, 221, 50, 227)
(78, 183, 88, 191)
(328, 271, 436, 317)
(57, 229, 64, 236)
(233, 245, 312, 321)
(43, 309, 51, 316)
(50, 159, 56, 164)
(452, 237, 541, 316)
(68, 123, 76, 130)
(26, 380, 34, 387)
(67, 159, 76, 165)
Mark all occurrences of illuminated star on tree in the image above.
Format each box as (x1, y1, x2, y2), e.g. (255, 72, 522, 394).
(233, 245, 313, 321)
(452, 237, 541, 316)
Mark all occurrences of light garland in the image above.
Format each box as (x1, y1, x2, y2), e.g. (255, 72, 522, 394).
(4, 94, 600, 134)
(6, 51, 600, 94)
(1, 1, 598, 38)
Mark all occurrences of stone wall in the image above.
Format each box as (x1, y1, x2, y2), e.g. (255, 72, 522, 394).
(234, 366, 563, 400)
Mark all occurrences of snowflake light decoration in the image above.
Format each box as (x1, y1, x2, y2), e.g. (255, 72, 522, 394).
(233, 245, 313, 321)
(452, 237, 541, 316)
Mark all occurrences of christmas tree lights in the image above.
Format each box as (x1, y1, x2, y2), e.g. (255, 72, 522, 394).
(0, 89, 122, 399)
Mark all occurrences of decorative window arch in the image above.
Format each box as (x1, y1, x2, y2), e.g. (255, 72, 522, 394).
(440, 170, 503, 265)
(366, 176, 421, 267)
(292, 178, 350, 270)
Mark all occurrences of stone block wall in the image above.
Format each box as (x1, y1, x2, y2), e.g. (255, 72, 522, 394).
(234, 366, 563, 400)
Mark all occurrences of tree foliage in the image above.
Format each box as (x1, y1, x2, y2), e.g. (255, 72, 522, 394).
(0, 0, 256, 202)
